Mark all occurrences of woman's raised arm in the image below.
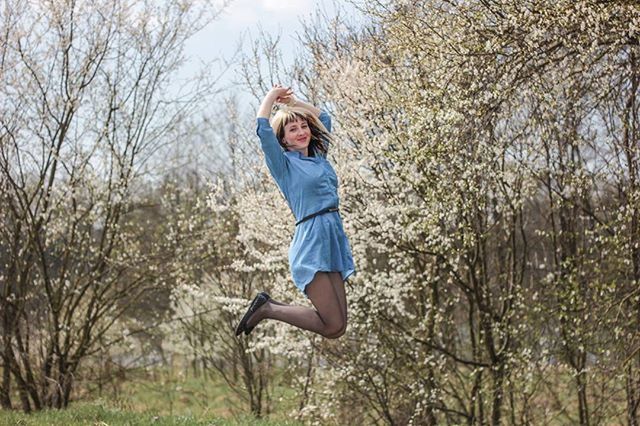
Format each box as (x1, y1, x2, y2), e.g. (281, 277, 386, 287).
(257, 85, 292, 118)
(278, 91, 331, 136)
(285, 97, 321, 117)
(256, 85, 294, 192)
(276, 87, 322, 116)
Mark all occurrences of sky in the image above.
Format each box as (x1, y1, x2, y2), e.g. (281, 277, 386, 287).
(177, 0, 361, 104)
(162, 0, 364, 175)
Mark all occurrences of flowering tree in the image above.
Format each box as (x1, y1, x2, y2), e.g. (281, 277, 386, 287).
(194, 0, 640, 424)
(287, 1, 639, 424)
(159, 101, 289, 417)
(0, 0, 218, 411)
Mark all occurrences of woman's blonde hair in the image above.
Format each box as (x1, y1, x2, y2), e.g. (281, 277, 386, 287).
(271, 106, 332, 157)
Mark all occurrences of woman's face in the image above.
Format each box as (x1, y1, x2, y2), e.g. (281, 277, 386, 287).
(283, 118, 311, 153)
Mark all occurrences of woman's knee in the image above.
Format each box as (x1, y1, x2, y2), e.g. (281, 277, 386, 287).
(323, 319, 347, 339)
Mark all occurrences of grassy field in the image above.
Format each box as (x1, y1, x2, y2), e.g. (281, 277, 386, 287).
(0, 402, 301, 425)
(0, 368, 303, 426)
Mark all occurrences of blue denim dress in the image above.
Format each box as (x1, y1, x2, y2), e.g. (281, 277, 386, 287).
(256, 111, 356, 295)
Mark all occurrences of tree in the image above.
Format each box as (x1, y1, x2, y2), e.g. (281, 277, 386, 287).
(214, 0, 640, 424)
(0, 0, 219, 410)
(161, 101, 285, 417)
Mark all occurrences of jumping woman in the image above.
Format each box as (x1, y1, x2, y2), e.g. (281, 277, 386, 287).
(234, 84, 356, 339)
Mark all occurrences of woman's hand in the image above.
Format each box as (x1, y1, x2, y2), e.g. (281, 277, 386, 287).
(257, 84, 292, 119)
(268, 84, 293, 104)
(277, 92, 296, 106)
(273, 84, 296, 106)
(257, 84, 319, 118)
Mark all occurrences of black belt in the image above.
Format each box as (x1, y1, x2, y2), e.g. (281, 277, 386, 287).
(295, 207, 339, 226)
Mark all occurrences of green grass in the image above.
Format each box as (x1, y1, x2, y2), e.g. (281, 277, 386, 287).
(0, 368, 303, 426)
(0, 401, 300, 425)
(90, 368, 299, 420)
(102, 369, 238, 418)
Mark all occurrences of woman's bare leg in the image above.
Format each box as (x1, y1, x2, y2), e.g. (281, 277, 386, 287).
(245, 272, 346, 338)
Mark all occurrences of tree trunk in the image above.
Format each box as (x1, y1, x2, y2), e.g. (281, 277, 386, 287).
(491, 363, 505, 426)
(576, 351, 589, 426)
(0, 352, 11, 409)
(626, 364, 639, 426)
(1, 309, 12, 409)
